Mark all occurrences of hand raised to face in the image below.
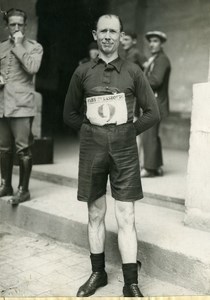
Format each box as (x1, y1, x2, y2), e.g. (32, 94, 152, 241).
(13, 31, 24, 44)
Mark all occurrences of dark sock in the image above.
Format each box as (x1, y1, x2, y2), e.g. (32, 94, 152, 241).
(122, 263, 138, 285)
(90, 252, 105, 272)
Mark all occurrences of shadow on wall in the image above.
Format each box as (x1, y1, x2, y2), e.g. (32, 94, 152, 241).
(35, 0, 109, 137)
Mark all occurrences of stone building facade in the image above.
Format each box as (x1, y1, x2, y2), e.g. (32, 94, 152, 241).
(1, 0, 210, 143)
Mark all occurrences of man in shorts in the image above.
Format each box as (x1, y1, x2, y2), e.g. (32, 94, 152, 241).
(63, 14, 160, 297)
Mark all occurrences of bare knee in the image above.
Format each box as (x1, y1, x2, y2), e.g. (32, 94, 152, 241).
(88, 195, 106, 226)
(115, 201, 135, 229)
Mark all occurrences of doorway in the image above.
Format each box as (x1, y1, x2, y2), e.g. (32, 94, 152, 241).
(35, 0, 109, 137)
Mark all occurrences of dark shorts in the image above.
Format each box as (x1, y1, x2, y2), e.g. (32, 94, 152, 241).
(78, 122, 143, 203)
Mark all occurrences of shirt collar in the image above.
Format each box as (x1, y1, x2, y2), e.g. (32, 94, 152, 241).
(91, 56, 123, 73)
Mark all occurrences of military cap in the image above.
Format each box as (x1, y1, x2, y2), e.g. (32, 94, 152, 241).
(145, 31, 167, 43)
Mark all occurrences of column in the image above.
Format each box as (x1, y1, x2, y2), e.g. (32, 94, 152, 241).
(184, 82, 210, 232)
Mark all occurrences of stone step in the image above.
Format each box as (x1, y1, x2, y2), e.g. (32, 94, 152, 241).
(0, 176, 209, 294)
(13, 166, 185, 212)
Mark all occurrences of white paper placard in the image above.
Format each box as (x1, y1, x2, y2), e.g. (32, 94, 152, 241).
(86, 93, 128, 126)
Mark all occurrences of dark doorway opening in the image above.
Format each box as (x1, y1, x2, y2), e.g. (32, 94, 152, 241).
(35, 0, 109, 137)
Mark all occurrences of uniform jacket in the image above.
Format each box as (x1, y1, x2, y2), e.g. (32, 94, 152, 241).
(146, 50, 171, 119)
(0, 38, 43, 118)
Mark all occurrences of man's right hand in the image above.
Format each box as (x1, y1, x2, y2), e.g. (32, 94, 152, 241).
(12, 31, 24, 44)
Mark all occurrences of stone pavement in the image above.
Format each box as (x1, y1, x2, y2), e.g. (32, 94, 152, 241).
(1, 138, 204, 295)
(0, 223, 195, 297)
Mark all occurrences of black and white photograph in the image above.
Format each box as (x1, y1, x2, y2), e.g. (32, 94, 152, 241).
(0, 0, 210, 297)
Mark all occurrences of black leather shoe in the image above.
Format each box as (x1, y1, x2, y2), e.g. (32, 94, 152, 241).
(9, 188, 30, 205)
(141, 168, 155, 178)
(123, 283, 144, 297)
(76, 271, 108, 297)
(154, 167, 164, 176)
(0, 184, 13, 197)
(141, 167, 164, 178)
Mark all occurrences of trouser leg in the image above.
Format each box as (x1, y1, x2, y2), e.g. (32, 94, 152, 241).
(142, 122, 163, 170)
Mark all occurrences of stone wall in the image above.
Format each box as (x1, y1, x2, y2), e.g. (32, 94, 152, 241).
(2, 0, 208, 141)
(110, 0, 210, 113)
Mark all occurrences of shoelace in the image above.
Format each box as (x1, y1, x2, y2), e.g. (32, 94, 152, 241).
(86, 272, 101, 287)
(129, 284, 142, 296)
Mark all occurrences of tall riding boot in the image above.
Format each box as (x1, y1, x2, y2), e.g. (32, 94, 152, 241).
(0, 151, 13, 197)
(11, 154, 32, 205)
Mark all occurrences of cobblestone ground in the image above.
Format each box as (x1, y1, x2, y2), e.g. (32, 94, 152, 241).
(0, 222, 124, 297)
(0, 222, 195, 297)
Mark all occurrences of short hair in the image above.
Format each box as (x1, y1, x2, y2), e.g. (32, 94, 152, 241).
(3, 8, 27, 24)
(124, 30, 137, 40)
(95, 14, 123, 32)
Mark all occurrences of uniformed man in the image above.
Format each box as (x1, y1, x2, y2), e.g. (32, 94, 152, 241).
(0, 8, 43, 204)
(64, 14, 160, 297)
(141, 31, 171, 177)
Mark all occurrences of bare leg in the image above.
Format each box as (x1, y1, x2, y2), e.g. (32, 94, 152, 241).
(88, 195, 107, 253)
(115, 200, 143, 297)
(115, 200, 137, 263)
(76, 195, 108, 297)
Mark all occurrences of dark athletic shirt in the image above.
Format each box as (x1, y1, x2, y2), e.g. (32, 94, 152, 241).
(63, 56, 160, 135)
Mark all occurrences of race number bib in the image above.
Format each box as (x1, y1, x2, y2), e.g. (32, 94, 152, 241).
(86, 93, 128, 126)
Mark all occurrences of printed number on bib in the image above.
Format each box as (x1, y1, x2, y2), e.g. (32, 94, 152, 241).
(86, 93, 128, 126)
